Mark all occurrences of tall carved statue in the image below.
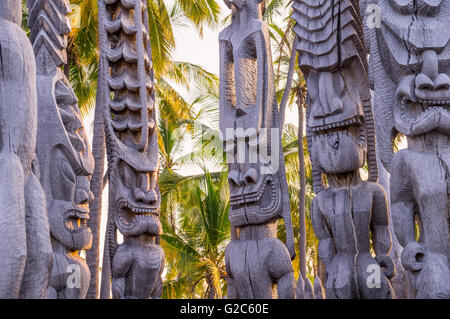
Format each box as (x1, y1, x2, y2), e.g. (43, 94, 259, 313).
(364, 0, 450, 299)
(27, 0, 95, 299)
(292, 0, 395, 298)
(0, 0, 53, 298)
(220, 0, 296, 299)
(97, 0, 164, 299)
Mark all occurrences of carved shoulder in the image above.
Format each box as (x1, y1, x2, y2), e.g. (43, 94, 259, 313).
(218, 25, 233, 43)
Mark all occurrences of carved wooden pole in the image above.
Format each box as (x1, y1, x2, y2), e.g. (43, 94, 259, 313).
(292, 0, 395, 299)
(27, 0, 95, 299)
(0, 0, 53, 299)
(364, 0, 450, 299)
(220, 0, 296, 299)
(97, 0, 164, 299)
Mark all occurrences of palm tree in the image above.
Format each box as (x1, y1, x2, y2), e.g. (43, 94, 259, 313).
(161, 171, 230, 299)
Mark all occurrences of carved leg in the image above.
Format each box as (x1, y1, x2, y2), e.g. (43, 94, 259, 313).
(112, 244, 132, 299)
(267, 239, 295, 299)
(225, 239, 273, 298)
(357, 254, 394, 299)
(324, 255, 355, 299)
(277, 272, 296, 299)
(226, 238, 295, 299)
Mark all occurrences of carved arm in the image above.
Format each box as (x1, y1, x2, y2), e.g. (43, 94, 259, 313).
(111, 245, 133, 299)
(311, 198, 335, 269)
(371, 184, 395, 278)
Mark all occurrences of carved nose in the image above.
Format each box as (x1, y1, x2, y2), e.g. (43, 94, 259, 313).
(416, 73, 450, 91)
(416, 49, 450, 95)
(241, 168, 258, 186)
(76, 189, 94, 205)
(228, 170, 240, 187)
(314, 72, 344, 119)
(133, 188, 158, 204)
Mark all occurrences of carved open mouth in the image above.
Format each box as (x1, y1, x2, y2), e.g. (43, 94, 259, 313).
(64, 210, 89, 233)
(399, 96, 449, 123)
(117, 201, 159, 227)
(310, 115, 363, 134)
(230, 175, 278, 213)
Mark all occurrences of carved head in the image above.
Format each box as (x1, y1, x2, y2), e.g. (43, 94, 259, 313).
(305, 59, 368, 176)
(294, 0, 378, 189)
(224, 0, 265, 16)
(372, 1, 450, 167)
(36, 70, 94, 251)
(0, 0, 22, 24)
(393, 49, 450, 137)
(112, 153, 161, 237)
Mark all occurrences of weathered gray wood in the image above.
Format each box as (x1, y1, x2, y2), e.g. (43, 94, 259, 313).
(292, 0, 396, 299)
(220, 0, 295, 299)
(364, 0, 450, 299)
(0, 0, 53, 299)
(27, 0, 95, 299)
(97, 0, 164, 299)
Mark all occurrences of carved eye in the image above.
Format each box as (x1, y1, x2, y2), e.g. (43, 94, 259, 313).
(53, 158, 76, 201)
(60, 159, 76, 184)
(119, 160, 137, 189)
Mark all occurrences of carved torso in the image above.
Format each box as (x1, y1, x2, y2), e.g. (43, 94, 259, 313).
(48, 249, 90, 299)
(112, 240, 164, 299)
(313, 180, 394, 299)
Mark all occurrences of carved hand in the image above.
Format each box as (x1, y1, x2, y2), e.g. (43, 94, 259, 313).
(401, 242, 426, 273)
(375, 254, 396, 279)
(411, 107, 444, 135)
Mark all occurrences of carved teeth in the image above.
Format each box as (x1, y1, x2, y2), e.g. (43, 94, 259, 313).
(311, 116, 362, 133)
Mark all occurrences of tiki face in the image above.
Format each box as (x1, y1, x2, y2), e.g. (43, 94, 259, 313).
(393, 49, 450, 137)
(42, 72, 94, 251)
(376, 1, 450, 138)
(306, 62, 365, 130)
(113, 157, 161, 237)
(228, 166, 282, 226)
(306, 58, 368, 175)
(220, 0, 282, 226)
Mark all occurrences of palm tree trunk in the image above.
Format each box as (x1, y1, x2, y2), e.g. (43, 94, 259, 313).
(86, 57, 106, 299)
(206, 274, 217, 299)
(279, 37, 298, 129)
(297, 90, 307, 279)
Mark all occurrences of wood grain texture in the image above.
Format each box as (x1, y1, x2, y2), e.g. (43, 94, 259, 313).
(365, 0, 450, 299)
(0, 0, 52, 299)
(97, 0, 164, 299)
(220, 0, 295, 299)
(292, 0, 395, 299)
(27, 0, 95, 299)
